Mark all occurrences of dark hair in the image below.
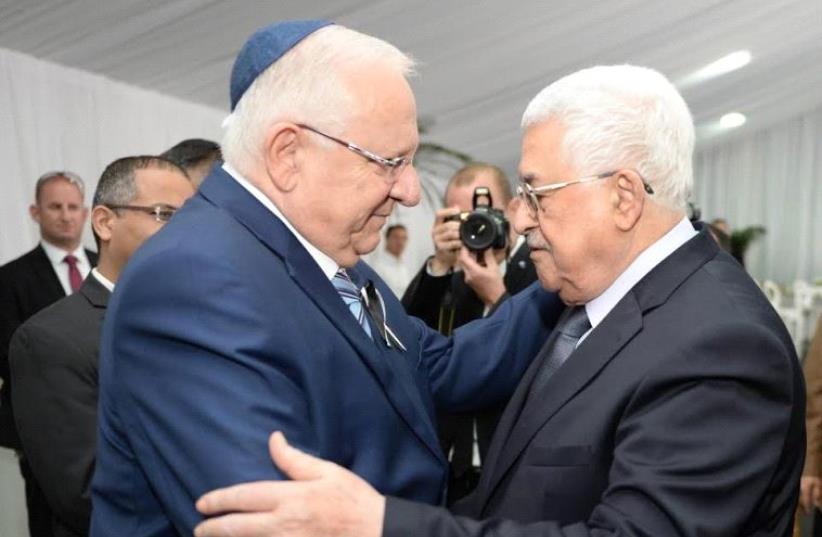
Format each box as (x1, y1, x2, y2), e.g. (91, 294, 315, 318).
(160, 139, 222, 173)
(385, 224, 407, 238)
(446, 163, 512, 204)
(91, 156, 186, 249)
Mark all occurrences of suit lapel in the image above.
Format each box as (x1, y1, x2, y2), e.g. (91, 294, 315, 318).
(85, 248, 99, 267)
(198, 170, 444, 462)
(32, 245, 66, 300)
(80, 273, 110, 309)
(478, 298, 642, 512)
(478, 228, 719, 512)
(477, 325, 558, 490)
(354, 268, 445, 461)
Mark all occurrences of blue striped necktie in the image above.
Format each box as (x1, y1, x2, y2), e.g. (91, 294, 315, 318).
(332, 269, 372, 339)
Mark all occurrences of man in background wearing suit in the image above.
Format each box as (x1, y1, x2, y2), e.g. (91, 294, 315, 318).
(9, 156, 193, 537)
(402, 163, 538, 502)
(91, 20, 562, 537)
(0, 171, 97, 537)
(195, 65, 804, 537)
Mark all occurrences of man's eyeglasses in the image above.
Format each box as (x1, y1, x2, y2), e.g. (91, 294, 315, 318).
(297, 124, 413, 177)
(106, 204, 178, 223)
(516, 170, 654, 216)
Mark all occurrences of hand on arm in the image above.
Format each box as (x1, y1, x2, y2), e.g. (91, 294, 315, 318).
(195, 433, 384, 537)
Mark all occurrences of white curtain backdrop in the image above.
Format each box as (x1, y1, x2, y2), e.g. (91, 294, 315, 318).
(694, 105, 822, 285)
(0, 47, 224, 264)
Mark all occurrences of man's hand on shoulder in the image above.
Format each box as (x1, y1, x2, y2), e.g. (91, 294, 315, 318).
(195, 432, 384, 537)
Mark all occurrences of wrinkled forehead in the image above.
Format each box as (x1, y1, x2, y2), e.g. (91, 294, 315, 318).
(518, 121, 573, 185)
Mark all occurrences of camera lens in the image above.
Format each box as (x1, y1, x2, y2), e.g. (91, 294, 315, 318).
(460, 212, 498, 251)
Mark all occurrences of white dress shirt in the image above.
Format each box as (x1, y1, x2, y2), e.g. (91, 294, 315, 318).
(40, 240, 92, 295)
(91, 267, 115, 292)
(579, 217, 697, 345)
(369, 250, 411, 299)
(222, 163, 339, 281)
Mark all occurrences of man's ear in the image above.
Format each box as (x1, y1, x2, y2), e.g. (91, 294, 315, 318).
(262, 123, 302, 192)
(91, 205, 115, 244)
(612, 170, 645, 231)
(29, 204, 40, 223)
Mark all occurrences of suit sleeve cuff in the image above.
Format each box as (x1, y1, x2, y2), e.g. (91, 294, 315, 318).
(485, 291, 511, 317)
(383, 496, 447, 537)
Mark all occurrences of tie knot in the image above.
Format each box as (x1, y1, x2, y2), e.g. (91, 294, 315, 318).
(333, 269, 360, 295)
(63, 254, 78, 267)
(559, 306, 591, 339)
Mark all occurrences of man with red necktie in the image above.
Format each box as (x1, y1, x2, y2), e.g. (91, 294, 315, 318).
(0, 171, 97, 537)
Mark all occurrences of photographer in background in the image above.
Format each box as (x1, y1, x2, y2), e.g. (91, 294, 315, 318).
(402, 163, 539, 503)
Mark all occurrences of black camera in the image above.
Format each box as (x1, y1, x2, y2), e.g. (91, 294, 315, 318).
(445, 187, 509, 253)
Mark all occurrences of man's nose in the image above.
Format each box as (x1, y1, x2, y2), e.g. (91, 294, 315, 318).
(511, 197, 536, 235)
(391, 165, 421, 207)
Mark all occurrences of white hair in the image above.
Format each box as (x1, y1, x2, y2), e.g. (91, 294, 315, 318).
(222, 25, 416, 176)
(521, 65, 694, 211)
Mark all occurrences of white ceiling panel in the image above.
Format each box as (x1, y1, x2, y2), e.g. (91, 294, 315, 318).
(1, 0, 820, 171)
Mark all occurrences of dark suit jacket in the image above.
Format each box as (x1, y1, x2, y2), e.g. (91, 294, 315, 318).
(90, 167, 564, 537)
(402, 243, 539, 486)
(0, 244, 97, 449)
(10, 275, 108, 537)
(385, 229, 805, 537)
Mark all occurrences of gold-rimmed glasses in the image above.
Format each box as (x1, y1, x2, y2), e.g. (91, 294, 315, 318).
(516, 170, 654, 216)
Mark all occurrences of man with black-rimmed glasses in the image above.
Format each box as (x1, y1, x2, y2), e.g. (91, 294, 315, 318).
(9, 156, 192, 537)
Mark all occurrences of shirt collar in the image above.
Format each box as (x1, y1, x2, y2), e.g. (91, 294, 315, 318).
(222, 162, 339, 281)
(91, 267, 115, 292)
(585, 217, 697, 330)
(41, 240, 88, 267)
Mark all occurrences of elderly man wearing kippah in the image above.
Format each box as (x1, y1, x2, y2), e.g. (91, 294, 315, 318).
(90, 20, 563, 537)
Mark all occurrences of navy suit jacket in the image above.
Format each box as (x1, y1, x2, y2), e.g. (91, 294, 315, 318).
(90, 168, 563, 536)
(384, 230, 805, 537)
